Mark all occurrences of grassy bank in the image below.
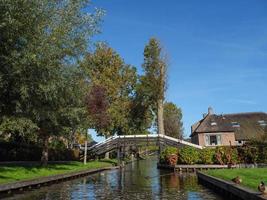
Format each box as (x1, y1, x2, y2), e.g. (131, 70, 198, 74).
(0, 160, 117, 185)
(206, 168, 267, 191)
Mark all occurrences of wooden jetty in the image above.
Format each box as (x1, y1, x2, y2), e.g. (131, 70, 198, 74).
(157, 163, 237, 172)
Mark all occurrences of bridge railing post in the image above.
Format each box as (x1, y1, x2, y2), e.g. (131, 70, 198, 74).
(117, 135, 121, 166)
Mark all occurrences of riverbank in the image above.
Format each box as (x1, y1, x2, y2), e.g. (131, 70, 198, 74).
(1, 157, 223, 199)
(0, 160, 117, 185)
(197, 171, 266, 200)
(205, 168, 267, 191)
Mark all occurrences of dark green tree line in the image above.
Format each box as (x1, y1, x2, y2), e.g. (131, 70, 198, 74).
(0, 0, 104, 165)
(0, 1, 184, 164)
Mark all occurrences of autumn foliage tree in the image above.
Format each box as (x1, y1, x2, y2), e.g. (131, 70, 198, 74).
(86, 85, 110, 132)
(82, 44, 137, 138)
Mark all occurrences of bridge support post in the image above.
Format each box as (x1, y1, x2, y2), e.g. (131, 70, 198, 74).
(117, 147, 121, 166)
(83, 140, 87, 165)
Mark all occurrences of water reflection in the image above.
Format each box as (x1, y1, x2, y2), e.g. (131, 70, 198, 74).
(4, 158, 224, 200)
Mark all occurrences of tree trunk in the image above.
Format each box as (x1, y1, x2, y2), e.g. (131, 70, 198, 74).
(41, 135, 49, 166)
(158, 58, 165, 153)
(84, 140, 87, 165)
(105, 135, 109, 159)
(158, 56, 165, 136)
(157, 98, 165, 136)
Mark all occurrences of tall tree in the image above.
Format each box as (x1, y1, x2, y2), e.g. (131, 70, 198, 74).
(82, 44, 137, 138)
(141, 38, 167, 135)
(0, 0, 104, 165)
(58, 67, 90, 149)
(163, 102, 184, 139)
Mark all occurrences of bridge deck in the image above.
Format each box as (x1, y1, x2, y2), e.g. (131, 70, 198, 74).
(86, 134, 203, 155)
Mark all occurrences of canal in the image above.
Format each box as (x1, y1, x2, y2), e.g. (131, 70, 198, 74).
(6, 158, 224, 200)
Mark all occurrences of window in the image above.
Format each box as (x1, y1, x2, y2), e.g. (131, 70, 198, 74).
(205, 134, 222, 146)
(210, 135, 217, 145)
(211, 122, 217, 126)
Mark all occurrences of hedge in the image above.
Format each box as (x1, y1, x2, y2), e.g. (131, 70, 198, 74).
(0, 141, 79, 161)
(160, 145, 267, 165)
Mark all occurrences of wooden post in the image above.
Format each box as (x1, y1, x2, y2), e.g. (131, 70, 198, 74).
(117, 136, 121, 166)
(117, 147, 121, 166)
(105, 135, 110, 159)
(146, 135, 148, 157)
(84, 140, 87, 165)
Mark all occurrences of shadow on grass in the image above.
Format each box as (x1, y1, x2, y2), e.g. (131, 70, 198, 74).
(99, 159, 117, 165)
(0, 163, 80, 175)
(0, 175, 12, 180)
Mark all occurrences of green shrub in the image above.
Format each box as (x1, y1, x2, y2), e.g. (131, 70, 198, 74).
(213, 146, 240, 165)
(238, 146, 259, 164)
(159, 147, 178, 164)
(199, 148, 215, 164)
(178, 146, 199, 164)
(257, 146, 267, 163)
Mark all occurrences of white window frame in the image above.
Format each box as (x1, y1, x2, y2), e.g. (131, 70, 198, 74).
(204, 133, 222, 146)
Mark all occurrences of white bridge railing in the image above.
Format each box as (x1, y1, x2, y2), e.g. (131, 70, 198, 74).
(85, 134, 203, 155)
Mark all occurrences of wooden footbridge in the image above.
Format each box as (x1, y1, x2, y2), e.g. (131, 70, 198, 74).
(85, 134, 203, 156)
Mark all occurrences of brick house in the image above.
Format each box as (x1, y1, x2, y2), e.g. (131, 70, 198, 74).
(190, 107, 267, 147)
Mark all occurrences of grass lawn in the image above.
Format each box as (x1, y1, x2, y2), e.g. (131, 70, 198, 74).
(205, 168, 267, 191)
(0, 159, 117, 185)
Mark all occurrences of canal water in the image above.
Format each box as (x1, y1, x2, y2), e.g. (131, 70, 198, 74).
(6, 158, 224, 200)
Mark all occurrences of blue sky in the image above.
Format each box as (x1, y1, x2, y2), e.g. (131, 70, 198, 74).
(89, 0, 267, 141)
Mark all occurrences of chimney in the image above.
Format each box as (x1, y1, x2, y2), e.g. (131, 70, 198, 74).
(202, 113, 207, 118)
(208, 107, 214, 115)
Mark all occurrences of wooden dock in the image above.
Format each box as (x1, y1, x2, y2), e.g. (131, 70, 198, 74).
(157, 163, 237, 172)
(175, 164, 237, 172)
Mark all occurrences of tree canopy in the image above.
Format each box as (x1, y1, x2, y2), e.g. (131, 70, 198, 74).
(0, 0, 104, 164)
(141, 38, 167, 135)
(163, 102, 184, 139)
(0, 2, 184, 163)
(82, 44, 138, 137)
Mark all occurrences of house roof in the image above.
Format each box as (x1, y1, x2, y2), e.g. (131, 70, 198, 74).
(190, 112, 267, 140)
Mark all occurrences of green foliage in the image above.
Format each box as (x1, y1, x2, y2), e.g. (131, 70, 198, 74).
(140, 38, 167, 134)
(246, 135, 267, 163)
(199, 148, 215, 164)
(0, 141, 78, 161)
(82, 44, 138, 137)
(178, 146, 199, 165)
(173, 145, 267, 165)
(128, 82, 154, 135)
(213, 146, 239, 165)
(160, 147, 178, 164)
(0, 0, 104, 163)
(0, 116, 38, 143)
(237, 146, 259, 164)
(142, 38, 167, 102)
(163, 102, 184, 139)
(257, 145, 267, 163)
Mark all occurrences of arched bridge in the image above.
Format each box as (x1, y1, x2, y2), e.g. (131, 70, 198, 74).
(86, 134, 203, 156)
